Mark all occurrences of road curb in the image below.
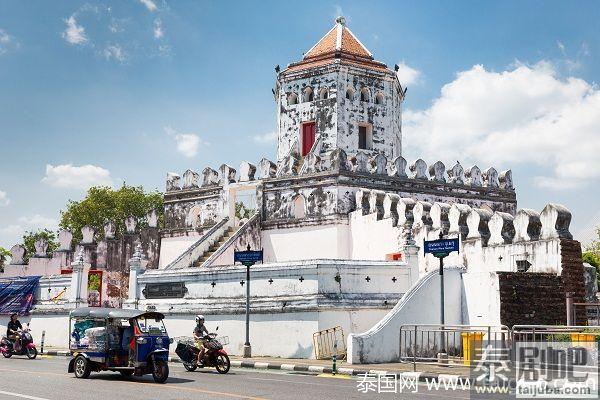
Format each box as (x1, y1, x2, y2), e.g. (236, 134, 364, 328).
(42, 351, 471, 384)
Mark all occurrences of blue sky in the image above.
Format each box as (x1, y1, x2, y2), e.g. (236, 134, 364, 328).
(0, 0, 599, 249)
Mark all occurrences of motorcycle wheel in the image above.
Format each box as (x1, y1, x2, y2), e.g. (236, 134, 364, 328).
(2, 351, 11, 358)
(26, 347, 37, 360)
(152, 360, 169, 383)
(74, 355, 91, 379)
(215, 354, 230, 374)
(183, 362, 197, 372)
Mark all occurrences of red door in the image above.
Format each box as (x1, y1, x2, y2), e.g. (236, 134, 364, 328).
(302, 122, 316, 156)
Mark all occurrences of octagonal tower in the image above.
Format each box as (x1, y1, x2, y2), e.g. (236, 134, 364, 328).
(275, 17, 404, 164)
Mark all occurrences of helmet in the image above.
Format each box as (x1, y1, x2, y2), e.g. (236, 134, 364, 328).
(195, 315, 205, 324)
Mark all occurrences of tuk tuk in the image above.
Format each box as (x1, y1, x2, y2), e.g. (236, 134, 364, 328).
(67, 307, 171, 383)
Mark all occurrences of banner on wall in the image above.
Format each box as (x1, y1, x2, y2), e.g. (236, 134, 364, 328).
(0, 276, 41, 315)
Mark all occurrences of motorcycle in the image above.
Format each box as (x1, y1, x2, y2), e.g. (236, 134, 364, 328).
(175, 328, 230, 374)
(0, 324, 38, 359)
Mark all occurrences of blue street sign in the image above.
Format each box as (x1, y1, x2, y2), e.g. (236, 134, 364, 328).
(424, 238, 460, 258)
(234, 250, 264, 265)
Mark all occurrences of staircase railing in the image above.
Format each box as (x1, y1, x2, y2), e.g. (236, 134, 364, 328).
(163, 217, 230, 270)
(200, 213, 260, 267)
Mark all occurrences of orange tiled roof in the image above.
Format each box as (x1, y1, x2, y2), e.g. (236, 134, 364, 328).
(283, 17, 389, 75)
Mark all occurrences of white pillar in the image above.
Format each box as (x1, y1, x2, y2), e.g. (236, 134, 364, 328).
(128, 244, 144, 302)
(69, 249, 87, 307)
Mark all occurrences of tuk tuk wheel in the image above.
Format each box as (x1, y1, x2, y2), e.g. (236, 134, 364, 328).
(74, 355, 91, 379)
(152, 360, 169, 383)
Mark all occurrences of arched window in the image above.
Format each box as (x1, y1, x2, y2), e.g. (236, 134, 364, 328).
(375, 92, 384, 105)
(360, 87, 370, 102)
(318, 88, 329, 100)
(288, 93, 298, 105)
(292, 194, 306, 219)
(346, 88, 354, 100)
(303, 87, 314, 102)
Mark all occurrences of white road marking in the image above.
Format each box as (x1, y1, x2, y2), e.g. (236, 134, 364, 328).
(0, 391, 51, 400)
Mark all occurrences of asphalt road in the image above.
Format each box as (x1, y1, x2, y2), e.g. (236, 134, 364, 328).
(0, 355, 471, 400)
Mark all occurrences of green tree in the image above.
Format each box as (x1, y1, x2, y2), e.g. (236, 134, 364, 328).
(22, 229, 59, 262)
(59, 184, 163, 243)
(583, 226, 600, 287)
(0, 246, 11, 273)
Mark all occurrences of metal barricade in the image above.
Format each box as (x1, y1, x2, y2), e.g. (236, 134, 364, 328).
(313, 326, 346, 360)
(399, 324, 510, 366)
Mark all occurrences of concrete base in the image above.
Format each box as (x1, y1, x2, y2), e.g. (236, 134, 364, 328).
(243, 345, 252, 358)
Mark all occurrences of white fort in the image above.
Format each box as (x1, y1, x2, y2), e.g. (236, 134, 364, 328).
(1, 18, 588, 364)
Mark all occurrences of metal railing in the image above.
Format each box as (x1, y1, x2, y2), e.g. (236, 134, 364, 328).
(399, 324, 511, 367)
(512, 324, 600, 343)
(313, 326, 346, 360)
(400, 324, 600, 368)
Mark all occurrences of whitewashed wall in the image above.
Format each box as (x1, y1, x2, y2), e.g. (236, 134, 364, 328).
(158, 233, 202, 268)
(261, 224, 350, 262)
(347, 267, 464, 364)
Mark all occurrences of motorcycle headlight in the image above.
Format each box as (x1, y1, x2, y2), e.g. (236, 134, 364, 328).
(155, 337, 163, 346)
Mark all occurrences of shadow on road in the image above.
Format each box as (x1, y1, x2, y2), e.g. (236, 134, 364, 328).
(85, 374, 196, 384)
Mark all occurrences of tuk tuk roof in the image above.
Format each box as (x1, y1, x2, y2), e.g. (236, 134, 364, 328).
(69, 307, 165, 320)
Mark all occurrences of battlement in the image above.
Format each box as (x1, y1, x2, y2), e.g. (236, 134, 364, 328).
(165, 150, 514, 193)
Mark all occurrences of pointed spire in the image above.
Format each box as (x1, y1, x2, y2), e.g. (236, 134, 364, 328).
(284, 17, 388, 74)
(304, 17, 372, 60)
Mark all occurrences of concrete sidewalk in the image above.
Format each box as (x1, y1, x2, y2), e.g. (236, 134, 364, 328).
(41, 347, 473, 381)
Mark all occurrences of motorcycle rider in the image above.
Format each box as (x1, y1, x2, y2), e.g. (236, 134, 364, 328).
(193, 315, 209, 365)
(7, 313, 23, 351)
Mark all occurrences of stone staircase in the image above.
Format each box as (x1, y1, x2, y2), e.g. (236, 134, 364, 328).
(192, 226, 238, 267)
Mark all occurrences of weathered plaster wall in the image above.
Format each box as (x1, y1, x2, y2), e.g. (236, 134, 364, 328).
(276, 64, 401, 163)
(337, 66, 402, 159)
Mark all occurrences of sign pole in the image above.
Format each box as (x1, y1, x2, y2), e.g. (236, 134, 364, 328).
(234, 244, 263, 359)
(440, 252, 445, 353)
(424, 232, 460, 357)
(244, 261, 251, 357)
(440, 255, 444, 326)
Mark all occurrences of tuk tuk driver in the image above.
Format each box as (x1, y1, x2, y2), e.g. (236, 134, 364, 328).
(193, 315, 209, 365)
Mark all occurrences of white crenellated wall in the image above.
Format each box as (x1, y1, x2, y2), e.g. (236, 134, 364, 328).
(346, 199, 577, 364)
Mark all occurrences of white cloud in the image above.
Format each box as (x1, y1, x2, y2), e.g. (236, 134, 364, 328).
(253, 131, 277, 145)
(42, 164, 113, 189)
(0, 28, 10, 55)
(153, 19, 164, 39)
(103, 44, 126, 62)
(0, 190, 9, 206)
(0, 216, 59, 248)
(165, 127, 202, 158)
(62, 15, 88, 45)
(403, 61, 600, 190)
(557, 41, 566, 55)
(139, 0, 158, 12)
(396, 61, 422, 86)
(18, 215, 59, 229)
